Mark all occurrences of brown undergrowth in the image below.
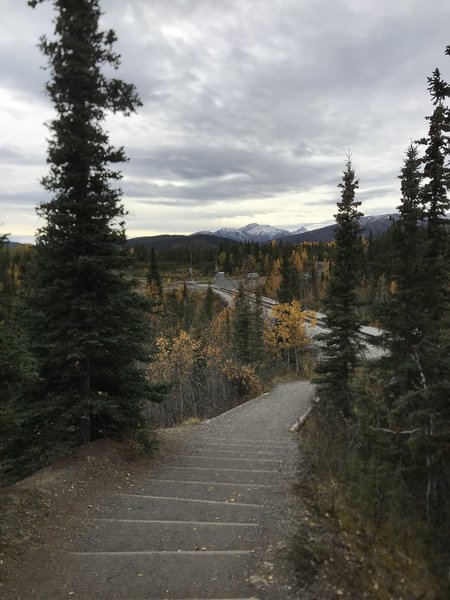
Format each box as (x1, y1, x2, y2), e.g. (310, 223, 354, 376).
(293, 416, 445, 600)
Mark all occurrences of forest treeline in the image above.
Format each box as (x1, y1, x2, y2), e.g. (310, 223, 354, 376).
(133, 226, 404, 324)
(0, 237, 317, 473)
(0, 182, 410, 480)
(0, 218, 412, 467)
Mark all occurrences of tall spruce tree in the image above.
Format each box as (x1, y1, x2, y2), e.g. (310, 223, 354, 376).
(232, 283, 253, 365)
(412, 59, 450, 523)
(147, 247, 163, 298)
(414, 61, 450, 403)
(419, 67, 450, 325)
(316, 157, 363, 418)
(230, 284, 265, 366)
(27, 0, 157, 445)
(251, 287, 265, 365)
(201, 284, 215, 324)
(378, 143, 427, 394)
(181, 283, 195, 331)
(278, 246, 301, 303)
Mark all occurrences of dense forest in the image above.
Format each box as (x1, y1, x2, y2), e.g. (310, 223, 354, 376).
(0, 1, 449, 596)
(132, 227, 404, 324)
(310, 61, 450, 594)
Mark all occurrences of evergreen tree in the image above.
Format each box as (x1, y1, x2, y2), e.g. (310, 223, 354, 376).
(372, 54, 450, 529)
(163, 288, 183, 333)
(201, 284, 215, 324)
(181, 282, 195, 331)
(223, 251, 233, 275)
(316, 157, 363, 418)
(147, 247, 163, 298)
(411, 60, 450, 523)
(378, 143, 427, 392)
(278, 246, 301, 303)
(0, 240, 38, 480)
(250, 287, 265, 365)
(232, 283, 253, 365)
(27, 0, 158, 447)
(230, 284, 265, 366)
(418, 68, 450, 324)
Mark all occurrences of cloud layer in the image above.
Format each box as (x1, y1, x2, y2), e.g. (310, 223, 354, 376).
(1, 0, 450, 240)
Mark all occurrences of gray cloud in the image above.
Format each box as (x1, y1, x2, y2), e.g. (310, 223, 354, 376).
(2, 0, 450, 238)
(0, 145, 43, 166)
(0, 189, 48, 208)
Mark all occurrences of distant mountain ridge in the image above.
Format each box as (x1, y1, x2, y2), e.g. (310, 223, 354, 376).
(127, 214, 398, 249)
(127, 233, 228, 251)
(283, 214, 398, 243)
(197, 222, 308, 243)
(7, 214, 441, 250)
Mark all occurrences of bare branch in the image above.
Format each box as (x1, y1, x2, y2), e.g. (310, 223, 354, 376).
(370, 427, 422, 435)
(411, 349, 427, 390)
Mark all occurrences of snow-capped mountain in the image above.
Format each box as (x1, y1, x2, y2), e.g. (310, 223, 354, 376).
(213, 227, 249, 243)
(359, 214, 398, 235)
(239, 223, 291, 242)
(290, 226, 308, 235)
(129, 214, 410, 251)
(201, 223, 308, 243)
(194, 214, 407, 245)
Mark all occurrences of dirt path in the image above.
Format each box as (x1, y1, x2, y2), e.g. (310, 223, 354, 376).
(1, 381, 312, 600)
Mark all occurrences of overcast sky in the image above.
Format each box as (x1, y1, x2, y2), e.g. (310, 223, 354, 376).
(1, 0, 449, 242)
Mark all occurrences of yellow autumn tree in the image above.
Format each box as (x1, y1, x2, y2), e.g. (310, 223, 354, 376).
(210, 307, 233, 356)
(148, 331, 204, 417)
(148, 310, 262, 423)
(291, 248, 308, 274)
(264, 258, 282, 298)
(264, 301, 316, 374)
(220, 360, 261, 399)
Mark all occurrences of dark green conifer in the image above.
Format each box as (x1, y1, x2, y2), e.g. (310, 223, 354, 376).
(250, 287, 265, 365)
(378, 143, 426, 389)
(147, 247, 163, 298)
(223, 251, 233, 275)
(412, 61, 450, 523)
(278, 246, 301, 303)
(27, 0, 158, 446)
(202, 285, 215, 324)
(374, 57, 450, 528)
(232, 283, 253, 365)
(0, 240, 38, 480)
(418, 68, 450, 324)
(181, 282, 195, 331)
(316, 157, 363, 418)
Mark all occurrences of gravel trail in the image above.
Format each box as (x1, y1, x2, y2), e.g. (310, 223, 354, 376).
(5, 380, 313, 600)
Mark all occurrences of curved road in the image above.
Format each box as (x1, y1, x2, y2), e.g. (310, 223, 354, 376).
(202, 282, 385, 360)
